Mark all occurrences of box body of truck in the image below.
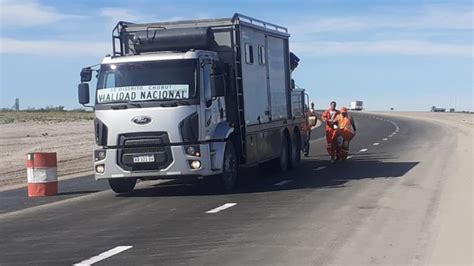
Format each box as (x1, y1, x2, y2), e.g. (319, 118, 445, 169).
(79, 14, 307, 192)
(350, 101, 363, 111)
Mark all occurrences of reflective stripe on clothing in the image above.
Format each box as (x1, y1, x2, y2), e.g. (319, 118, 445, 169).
(321, 109, 340, 131)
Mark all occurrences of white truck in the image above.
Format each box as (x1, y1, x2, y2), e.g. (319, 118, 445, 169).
(77, 14, 308, 193)
(350, 101, 363, 111)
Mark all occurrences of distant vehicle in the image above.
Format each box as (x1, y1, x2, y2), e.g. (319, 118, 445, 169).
(77, 14, 308, 193)
(350, 101, 363, 111)
(431, 106, 446, 112)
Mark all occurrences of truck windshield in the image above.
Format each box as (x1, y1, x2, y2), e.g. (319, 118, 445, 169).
(96, 59, 198, 105)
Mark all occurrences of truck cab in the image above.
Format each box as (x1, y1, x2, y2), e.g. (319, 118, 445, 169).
(78, 14, 306, 193)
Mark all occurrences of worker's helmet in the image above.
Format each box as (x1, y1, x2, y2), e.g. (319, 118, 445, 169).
(341, 107, 348, 113)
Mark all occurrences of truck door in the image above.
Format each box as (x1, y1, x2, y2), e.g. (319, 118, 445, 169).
(240, 28, 269, 125)
(266, 35, 289, 121)
(201, 61, 223, 140)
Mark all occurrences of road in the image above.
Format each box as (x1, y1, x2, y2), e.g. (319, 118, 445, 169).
(0, 112, 472, 265)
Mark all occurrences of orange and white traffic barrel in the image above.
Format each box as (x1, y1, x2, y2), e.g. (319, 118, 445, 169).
(26, 152, 58, 197)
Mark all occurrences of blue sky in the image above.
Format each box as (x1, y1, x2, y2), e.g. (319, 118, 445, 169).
(0, 0, 472, 111)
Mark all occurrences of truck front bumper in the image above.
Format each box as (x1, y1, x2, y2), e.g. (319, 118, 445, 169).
(93, 143, 219, 180)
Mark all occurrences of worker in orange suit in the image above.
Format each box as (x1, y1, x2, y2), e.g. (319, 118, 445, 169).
(336, 107, 356, 160)
(303, 102, 317, 157)
(321, 101, 340, 162)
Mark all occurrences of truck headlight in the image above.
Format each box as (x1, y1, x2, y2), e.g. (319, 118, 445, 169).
(185, 145, 200, 157)
(95, 164, 105, 174)
(189, 160, 201, 169)
(94, 149, 106, 161)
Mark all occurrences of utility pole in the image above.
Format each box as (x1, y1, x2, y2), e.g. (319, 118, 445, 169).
(11, 98, 20, 111)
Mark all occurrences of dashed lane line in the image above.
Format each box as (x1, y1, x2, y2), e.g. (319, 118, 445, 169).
(360, 148, 368, 152)
(314, 166, 327, 171)
(382, 138, 388, 141)
(74, 246, 133, 266)
(373, 142, 380, 146)
(274, 180, 293, 186)
(206, 203, 237, 214)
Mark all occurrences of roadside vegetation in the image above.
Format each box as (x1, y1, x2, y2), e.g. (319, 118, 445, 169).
(0, 106, 94, 124)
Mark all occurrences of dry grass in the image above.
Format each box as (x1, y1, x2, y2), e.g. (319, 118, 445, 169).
(0, 111, 94, 124)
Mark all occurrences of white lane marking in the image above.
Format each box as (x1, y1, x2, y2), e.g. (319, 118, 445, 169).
(388, 135, 393, 138)
(74, 246, 133, 266)
(359, 148, 368, 152)
(347, 155, 353, 159)
(206, 203, 237, 214)
(309, 137, 325, 143)
(166, 171, 181, 175)
(314, 166, 327, 171)
(382, 138, 388, 141)
(373, 142, 380, 146)
(274, 180, 293, 186)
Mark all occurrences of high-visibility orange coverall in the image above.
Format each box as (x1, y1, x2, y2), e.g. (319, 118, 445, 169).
(336, 114, 356, 159)
(321, 109, 340, 159)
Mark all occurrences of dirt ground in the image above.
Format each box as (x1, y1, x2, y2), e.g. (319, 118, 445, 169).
(0, 112, 95, 188)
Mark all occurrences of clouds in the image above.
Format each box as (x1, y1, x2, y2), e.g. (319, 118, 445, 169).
(99, 8, 140, 23)
(291, 40, 473, 57)
(289, 7, 473, 34)
(0, 1, 124, 57)
(0, 0, 81, 27)
(0, 1, 472, 58)
(0, 38, 109, 57)
(286, 6, 473, 58)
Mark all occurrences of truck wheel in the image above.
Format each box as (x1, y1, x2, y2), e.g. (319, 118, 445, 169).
(289, 133, 301, 169)
(108, 178, 137, 194)
(278, 134, 289, 172)
(220, 141, 238, 192)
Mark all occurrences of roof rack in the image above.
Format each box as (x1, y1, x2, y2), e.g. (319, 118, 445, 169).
(111, 14, 289, 57)
(112, 21, 133, 57)
(232, 13, 288, 34)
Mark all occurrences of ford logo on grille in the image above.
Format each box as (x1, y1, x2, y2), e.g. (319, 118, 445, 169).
(132, 116, 152, 125)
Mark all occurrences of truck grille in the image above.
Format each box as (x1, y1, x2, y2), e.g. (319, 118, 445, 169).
(117, 132, 173, 171)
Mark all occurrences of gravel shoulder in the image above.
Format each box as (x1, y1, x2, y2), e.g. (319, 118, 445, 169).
(367, 111, 473, 264)
(0, 119, 95, 189)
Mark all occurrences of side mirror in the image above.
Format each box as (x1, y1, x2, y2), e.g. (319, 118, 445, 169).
(80, 68, 92, 82)
(210, 74, 226, 98)
(78, 83, 90, 105)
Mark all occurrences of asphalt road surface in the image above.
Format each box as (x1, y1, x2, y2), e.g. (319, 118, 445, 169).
(0, 112, 472, 265)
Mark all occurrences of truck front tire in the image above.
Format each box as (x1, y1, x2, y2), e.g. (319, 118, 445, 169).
(220, 141, 238, 192)
(108, 178, 137, 194)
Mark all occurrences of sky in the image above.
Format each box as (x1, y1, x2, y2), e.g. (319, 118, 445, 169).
(0, 0, 472, 111)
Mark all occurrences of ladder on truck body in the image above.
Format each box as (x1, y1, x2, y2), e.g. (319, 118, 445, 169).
(230, 22, 247, 163)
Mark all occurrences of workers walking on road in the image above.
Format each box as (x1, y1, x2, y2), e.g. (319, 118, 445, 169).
(335, 107, 356, 160)
(321, 101, 340, 162)
(304, 102, 317, 157)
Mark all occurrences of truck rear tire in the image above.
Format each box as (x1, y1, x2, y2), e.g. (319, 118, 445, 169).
(278, 134, 289, 172)
(108, 178, 137, 194)
(289, 132, 301, 169)
(220, 141, 238, 193)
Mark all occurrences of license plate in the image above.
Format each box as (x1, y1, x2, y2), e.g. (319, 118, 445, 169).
(133, 155, 155, 163)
